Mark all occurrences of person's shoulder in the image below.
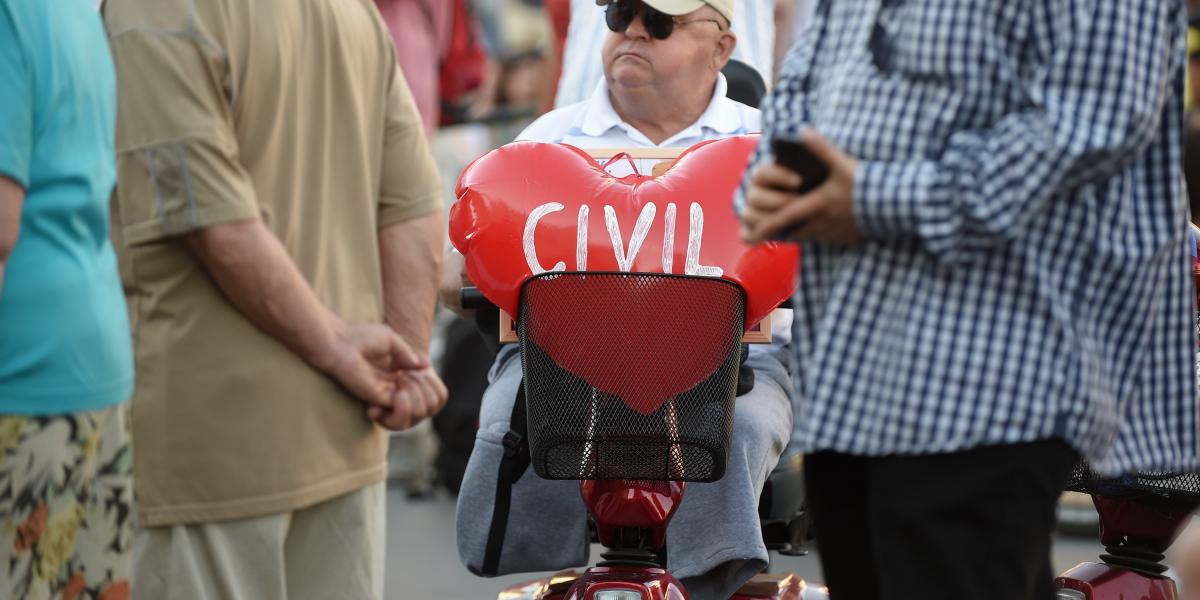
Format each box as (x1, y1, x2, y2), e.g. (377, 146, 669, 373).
(358, 0, 405, 63)
(105, 0, 196, 34)
(515, 101, 590, 142)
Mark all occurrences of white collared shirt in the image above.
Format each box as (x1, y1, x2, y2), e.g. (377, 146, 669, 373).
(518, 73, 761, 177)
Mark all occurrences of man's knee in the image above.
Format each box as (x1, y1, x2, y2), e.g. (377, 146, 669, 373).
(476, 347, 524, 434)
(732, 371, 793, 454)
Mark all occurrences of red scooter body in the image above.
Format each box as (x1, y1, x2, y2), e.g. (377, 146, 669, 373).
(1092, 495, 1193, 550)
(500, 569, 826, 600)
(727, 574, 828, 600)
(548, 480, 827, 600)
(1055, 483, 1197, 599)
(1056, 562, 1177, 600)
(496, 477, 826, 600)
(581, 480, 684, 551)
(560, 566, 687, 600)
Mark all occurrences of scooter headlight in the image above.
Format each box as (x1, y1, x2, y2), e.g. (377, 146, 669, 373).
(591, 590, 646, 600)
(1055, 589, 1087, 600)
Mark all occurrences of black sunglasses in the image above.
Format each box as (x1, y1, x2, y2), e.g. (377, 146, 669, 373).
(605, 0, 724, 41)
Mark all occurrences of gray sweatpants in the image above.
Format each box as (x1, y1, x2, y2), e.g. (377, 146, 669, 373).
(456, 343, 794, 600)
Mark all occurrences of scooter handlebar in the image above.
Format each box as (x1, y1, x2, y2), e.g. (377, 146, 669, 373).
(460, 287, 491, 310)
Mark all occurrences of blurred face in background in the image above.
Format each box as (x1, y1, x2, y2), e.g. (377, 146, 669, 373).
(601, 1, 735, 98)
(499, 54, 548, 107)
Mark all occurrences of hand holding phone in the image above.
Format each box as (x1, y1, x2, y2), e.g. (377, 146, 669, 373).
(767, 135, 830, 240)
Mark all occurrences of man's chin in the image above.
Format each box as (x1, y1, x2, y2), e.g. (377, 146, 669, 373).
(609, 68, 653, 92)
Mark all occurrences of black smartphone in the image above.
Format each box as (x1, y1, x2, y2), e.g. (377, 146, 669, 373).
(772, 135, 830, 193)
(768, 135, 830, 240)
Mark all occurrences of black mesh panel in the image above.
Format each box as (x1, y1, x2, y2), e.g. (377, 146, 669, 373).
(1065, 463, 1200, 510)
(517, 272, 745, 482)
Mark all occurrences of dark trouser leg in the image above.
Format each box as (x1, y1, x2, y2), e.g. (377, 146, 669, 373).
(869, 441, 1078, 600)
(805, 452, 880, 600)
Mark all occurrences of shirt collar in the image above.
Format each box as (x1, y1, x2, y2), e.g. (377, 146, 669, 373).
(574, 73, 741, 144)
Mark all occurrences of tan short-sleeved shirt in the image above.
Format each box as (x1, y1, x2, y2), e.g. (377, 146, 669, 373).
(105, 0, 442, 526)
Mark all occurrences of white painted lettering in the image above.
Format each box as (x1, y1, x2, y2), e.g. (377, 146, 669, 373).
(685, 203, 723, 277)
(576, 205, 589, 270)
(605, 203, 657, 272)
(524, 201, 720, 276)
(661, 203, 676, 273)
(524, 202, 567, 274)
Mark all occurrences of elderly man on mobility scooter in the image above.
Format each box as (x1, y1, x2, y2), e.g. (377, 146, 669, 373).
(442, 1, 800, 599)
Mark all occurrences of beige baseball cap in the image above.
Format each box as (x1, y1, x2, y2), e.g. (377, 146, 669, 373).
(595, 0, 734, 25)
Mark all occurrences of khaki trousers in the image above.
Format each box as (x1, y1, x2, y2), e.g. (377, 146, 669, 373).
(133, 482, 385, 600)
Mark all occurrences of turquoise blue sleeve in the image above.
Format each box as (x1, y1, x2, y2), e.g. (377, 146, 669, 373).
(0, 3, 32, 189)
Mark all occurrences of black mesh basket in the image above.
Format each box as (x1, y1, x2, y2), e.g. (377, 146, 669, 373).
(1065, 463, 1200, 510)
(517, 272, 746, 482)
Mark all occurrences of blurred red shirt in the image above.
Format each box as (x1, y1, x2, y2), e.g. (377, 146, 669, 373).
(375, 0, 453, 136)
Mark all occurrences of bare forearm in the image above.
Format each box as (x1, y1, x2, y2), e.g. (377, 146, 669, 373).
(0, 176, 25, 297)
(184, 219, 341, 369)
(379, 213, 444, 359)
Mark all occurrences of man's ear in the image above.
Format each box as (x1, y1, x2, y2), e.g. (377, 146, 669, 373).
(712, 29, 737, 72)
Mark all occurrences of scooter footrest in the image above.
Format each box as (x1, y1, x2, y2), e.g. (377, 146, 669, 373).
(734, 573, 812, 598)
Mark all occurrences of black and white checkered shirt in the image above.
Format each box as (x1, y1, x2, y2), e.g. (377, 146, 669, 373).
(742, 0, 1198, 474)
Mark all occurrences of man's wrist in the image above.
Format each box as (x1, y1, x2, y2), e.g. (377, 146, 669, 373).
(383, 314, 431, 363)
(303, 312, 350, 374)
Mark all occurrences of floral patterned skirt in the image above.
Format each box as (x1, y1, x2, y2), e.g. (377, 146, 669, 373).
(0, 406, 131, 600)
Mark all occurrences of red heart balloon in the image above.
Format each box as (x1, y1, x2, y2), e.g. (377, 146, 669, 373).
(450, 135, 798, 328)
(450, 137, 798, 415)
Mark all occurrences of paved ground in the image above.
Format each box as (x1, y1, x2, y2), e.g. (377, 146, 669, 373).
(382, 484, 1108, 599)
